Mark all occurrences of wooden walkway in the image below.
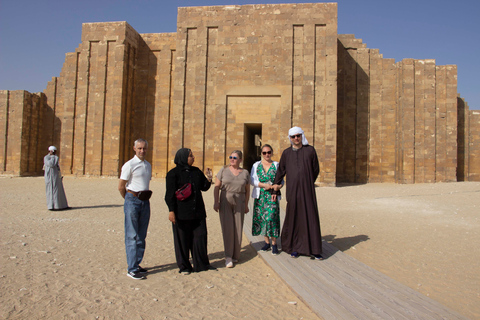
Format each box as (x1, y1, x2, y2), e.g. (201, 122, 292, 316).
(244, 205, 468, 320)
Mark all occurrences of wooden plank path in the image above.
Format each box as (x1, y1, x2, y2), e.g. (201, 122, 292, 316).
(243, 205, 468, 320)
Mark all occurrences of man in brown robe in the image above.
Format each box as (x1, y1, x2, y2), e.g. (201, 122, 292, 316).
(273, 126, 323, 259)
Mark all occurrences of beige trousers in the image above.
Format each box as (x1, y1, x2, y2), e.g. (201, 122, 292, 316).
(219, 191, 246, 260)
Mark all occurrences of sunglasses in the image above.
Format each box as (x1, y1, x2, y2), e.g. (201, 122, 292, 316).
(290, 134, 302, 139)
(262, 151, 272, 155)
(229, 156, 238, 160)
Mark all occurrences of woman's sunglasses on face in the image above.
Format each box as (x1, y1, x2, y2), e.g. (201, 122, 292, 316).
(290, 134, 302, 139)
(262, 151, 272, 155)
(229, 156, 238, 160)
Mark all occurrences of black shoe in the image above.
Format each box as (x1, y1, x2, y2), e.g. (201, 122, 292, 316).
(291, 252, 299, 258)
(260, 242, 271, 251)
(271, 244, 279, 255)
(127, 271, 145, 280)
(180, 269, 191, 275)
(206, 265, 218, 271)
(138, 266, 148, 273)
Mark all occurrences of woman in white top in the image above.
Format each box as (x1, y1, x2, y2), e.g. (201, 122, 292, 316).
(250, 144, 283, 255)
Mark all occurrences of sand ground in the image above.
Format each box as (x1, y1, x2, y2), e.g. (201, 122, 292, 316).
(1, 176, 479, 319)
(314, 181, 480, 319)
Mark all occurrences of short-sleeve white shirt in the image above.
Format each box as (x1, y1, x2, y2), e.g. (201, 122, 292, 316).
(120, 155, 152, 192)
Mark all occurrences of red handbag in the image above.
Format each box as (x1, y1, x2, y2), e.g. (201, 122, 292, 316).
(175, 183, 192, 201)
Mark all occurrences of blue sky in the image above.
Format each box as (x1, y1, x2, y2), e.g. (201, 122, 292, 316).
(1, 0, 479, 109)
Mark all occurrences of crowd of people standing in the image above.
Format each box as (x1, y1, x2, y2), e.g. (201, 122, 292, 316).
(120, 126, 323, 279)
(47, 126, 324, 280)
(160, 125, 323, 278)
(37, 127, 322, 279)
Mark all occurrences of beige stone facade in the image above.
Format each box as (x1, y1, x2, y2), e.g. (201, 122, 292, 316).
(1, 3, 479, 183)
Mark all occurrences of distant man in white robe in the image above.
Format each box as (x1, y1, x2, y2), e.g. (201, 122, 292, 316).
(44, 146, 69, 210)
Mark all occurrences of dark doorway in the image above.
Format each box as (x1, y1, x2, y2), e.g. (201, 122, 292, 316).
(243, 123, 262, 172)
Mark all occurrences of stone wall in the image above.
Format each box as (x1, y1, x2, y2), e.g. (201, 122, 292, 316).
(169, 3, 338, 185)
(42, 22, 143, 176)
(0, 90, 49, 176)
(1, 3, 479, 183)
(132, 32, 176, 177)
(469, 111, 480, 181)
(336, 34, 471, 183)
(458, 97, 480, 181)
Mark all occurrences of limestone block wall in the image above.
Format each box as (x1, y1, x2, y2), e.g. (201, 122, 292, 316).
(395, 61, 458, 183)
(458, 97, 469, 181)
(2, 23, 177, 179)
(458, 98, 480, 181)
(411, 60, 437, 183)
(337, 35, 459, 184)
(369, 50, 397, 183)
(130, 33, 176, 178)
(1, 3, 479, 183)
(0, 90, 48, 175)
(468, 111, 480, 181)
(169, 3, 338, 185)
(43, 78, 59, 155)
(42, 22, 142, 176)
(336, 36, 369, 183)
(40, 23, 179, 178)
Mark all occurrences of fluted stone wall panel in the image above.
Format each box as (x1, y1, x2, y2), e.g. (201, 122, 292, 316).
(0, 90, 9, 172)
(467, 111, 480, 181)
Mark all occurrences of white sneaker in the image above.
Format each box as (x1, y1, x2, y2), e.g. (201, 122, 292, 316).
(225, 257, 234, 268)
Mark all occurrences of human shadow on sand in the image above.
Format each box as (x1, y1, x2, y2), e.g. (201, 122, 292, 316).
(250, 235, 369, 260)
(145, 246, 258, 275)
(67, 204, 123, 210)
(322, 234, 370, 252)
(250, 238, 333, 260)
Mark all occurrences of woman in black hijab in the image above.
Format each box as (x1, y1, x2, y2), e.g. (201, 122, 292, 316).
(165, 148, 215, 274)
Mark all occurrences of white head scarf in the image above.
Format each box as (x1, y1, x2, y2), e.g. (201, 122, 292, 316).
(288, 126, 308, 145)
(48, 146, 57, 152)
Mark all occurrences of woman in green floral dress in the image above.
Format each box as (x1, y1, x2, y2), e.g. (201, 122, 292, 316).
(250, 144, 283, 255)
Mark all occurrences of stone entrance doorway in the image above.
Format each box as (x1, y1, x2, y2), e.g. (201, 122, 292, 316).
(223, 94, 283, 175)
(243, 123, 262, 173)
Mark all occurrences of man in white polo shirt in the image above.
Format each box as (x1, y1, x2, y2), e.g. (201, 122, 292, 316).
(118, 138, 152, 280)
